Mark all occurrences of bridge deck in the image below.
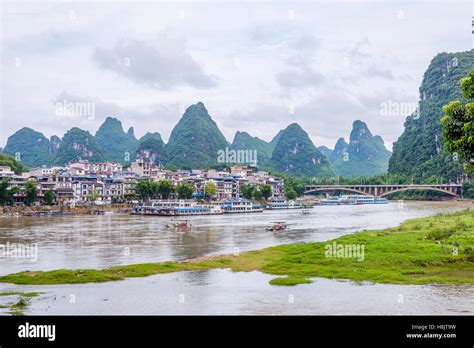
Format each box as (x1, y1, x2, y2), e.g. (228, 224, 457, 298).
(304, 184, 462, 197)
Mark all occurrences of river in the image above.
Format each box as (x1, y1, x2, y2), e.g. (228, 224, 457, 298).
(0, 201, 472, 315)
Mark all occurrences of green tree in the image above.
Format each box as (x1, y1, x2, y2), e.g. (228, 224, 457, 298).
(24, 179, 38, 206)
(135, 180, 159, 200)
(176, 182, 195, 199)
(285, 189, 297, 200)
(0, 154, 28, 174)
(9, 186, 20, 205)
(157, 180, 173, 199)
(204, 182, 217, 199)
(0, 178, 13, 206)
(259, 184, 273, 201)
(462, 181, 474, 198)
(240, 183, 255, 200)
(43, 189, 55, 205)
(441, 70, 474, 173)
(89, 189, 101, 204)
(253, 189, 263, 201)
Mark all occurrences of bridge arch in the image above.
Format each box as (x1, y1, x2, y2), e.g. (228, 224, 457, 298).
(304, 187, 371, 196)
(379, 187, 459, 197)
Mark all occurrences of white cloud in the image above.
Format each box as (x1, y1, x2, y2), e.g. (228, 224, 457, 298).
(0, 1, 471, 152)
(93, 36, 217, 89)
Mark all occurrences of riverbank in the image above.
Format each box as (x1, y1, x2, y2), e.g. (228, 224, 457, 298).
(1, 209, 472, 286)
(1, 203, 132, 216)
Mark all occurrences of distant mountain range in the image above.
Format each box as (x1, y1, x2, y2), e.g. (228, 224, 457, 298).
(4, 50, 472, 179)
(12, 50, 474, 178)
(1, 101, 390, 178)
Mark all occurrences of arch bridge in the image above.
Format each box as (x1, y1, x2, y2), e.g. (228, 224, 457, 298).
(304, 184, 462, 197)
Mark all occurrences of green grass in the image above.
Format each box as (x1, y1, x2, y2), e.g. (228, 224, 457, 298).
(11, 297, 30, 309)
(0, 210, 472, 286)
(0, 291, 42, 297)
(269, 276, 313, 286)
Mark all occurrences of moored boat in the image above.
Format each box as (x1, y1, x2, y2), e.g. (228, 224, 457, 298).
(265, 199, 303, 210)
(221, 199, 263, 213)
(132, 199, 264, 216)
(320, 195, 388, 205)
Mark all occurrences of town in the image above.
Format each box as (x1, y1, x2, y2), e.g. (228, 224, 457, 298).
(0, 159, 285, 206)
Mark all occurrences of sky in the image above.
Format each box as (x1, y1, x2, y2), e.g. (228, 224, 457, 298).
(0, 0, 472, 151)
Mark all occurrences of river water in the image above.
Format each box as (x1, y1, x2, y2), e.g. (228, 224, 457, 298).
(0, 201, 472, 315)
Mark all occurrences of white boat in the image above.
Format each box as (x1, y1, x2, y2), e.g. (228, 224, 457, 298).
(132, 200, 223, 216)
(220, 199, 264, 213)
(320, 195, 387, 205)
(265, 199, 303, 210)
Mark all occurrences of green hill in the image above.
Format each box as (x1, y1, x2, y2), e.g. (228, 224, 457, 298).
(329, 120, 391, 177)
(267, 123, 333, 178)
(95, 117, 138, 164)
(135, 132, 167, 166)
(166, 102, 229, 168)
(53, 127, 105, 165)
(231, 131, 272, 167)
(389, 51, 474, 181)
(3, 127, 55, 167)
(317, 146, 333, 159)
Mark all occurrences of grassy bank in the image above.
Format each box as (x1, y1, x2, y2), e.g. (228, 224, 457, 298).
(0, 210, 473, 286)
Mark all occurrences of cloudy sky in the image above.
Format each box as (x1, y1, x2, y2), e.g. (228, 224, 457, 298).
(1, 0, 472, 151)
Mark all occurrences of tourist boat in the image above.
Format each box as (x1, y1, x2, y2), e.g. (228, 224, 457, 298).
(265, 199, 303, 210)
(267, 221, 289, 231)
(166, 220, 192, 228)
(133, 199, 265, 216)
(301, 209, 311, 215)
(157, 204, 223, 216)
(320, 195, 388, 205)
(132, 200, 223, 216)
(220, 199, 264, 213)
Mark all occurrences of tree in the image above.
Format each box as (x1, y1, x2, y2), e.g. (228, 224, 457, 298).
(24, 179, 38, 206)
(0, 178, 17, 206)
(441, 70, 474, 173)
(462, 181, 474, 198)
(285, 189, 297, 200)
(176, 182, 195, 199)
(0, 154, 28, 174)
(204, 182, 217, 199)
(135, 180, 159, 200)
(43, 189, 55, 205)
(88, 189, 100, 204)
(0, 178, 10, 206)
(253, 189, 263, 201)
(240, 183, 255, 200)
(157, 180, 173, 199)
(9, 186, 20, 205)
(259, 184, 273, 201)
